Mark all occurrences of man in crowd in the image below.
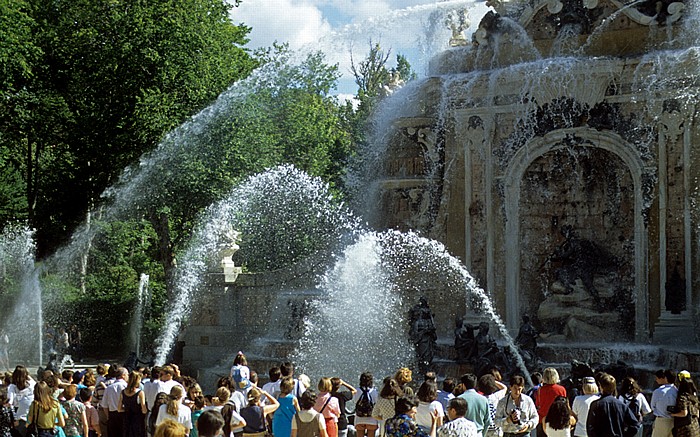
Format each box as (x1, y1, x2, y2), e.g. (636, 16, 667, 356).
(650, 369, 678, 437)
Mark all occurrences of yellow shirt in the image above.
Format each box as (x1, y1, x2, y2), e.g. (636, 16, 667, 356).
(28, 401, 62, 429)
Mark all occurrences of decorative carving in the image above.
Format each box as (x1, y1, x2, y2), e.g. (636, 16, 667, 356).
(445, 9, 471, 47)
(659, 109, 684, 143)
(547, 0, 564, 14)
(406, 127, 440, 171)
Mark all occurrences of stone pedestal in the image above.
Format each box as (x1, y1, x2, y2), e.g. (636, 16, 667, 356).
(653, 311, 694, 345)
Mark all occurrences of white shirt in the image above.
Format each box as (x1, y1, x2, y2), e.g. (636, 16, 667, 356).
(438, 417, 479, 437)
(416, 400, 445, 430)
(572, 394, 600, 436)
(102, 379, 128, 411)
(156, 403, 193, 430)
(8, 380, 36, 421)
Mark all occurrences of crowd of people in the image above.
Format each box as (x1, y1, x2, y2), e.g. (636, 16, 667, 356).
(0, 352, 699, 437)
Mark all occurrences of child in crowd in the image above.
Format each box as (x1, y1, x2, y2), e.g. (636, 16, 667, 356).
(190, 396, 206, 437)
(80, 388, 101, 437)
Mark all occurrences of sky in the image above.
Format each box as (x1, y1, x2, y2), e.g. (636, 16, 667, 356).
(228, 0, 491, 95)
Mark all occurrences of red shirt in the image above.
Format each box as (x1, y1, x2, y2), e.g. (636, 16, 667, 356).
(535, 384, 567, 423)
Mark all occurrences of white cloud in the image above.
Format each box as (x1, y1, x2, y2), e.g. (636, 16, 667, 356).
(231, 0, 332, 50)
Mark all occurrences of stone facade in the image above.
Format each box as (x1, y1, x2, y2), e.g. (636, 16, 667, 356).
(375, 0, 700, 344)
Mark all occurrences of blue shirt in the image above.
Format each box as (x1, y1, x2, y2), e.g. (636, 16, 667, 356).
(651, 384, 678, 418)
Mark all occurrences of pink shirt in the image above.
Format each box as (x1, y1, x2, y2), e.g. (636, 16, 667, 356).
(314, 392, 340, 421)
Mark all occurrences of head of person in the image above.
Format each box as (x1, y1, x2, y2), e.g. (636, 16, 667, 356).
(446, 397, 467, 420)
(664, 369, 677, 385)
(188, 383, 203, 400)
(542, 368, 560, 385)
(63, 384, 78, 401)
(318, 377, 332, 394)
(489, 368, 503, 382)
(424, 372, 437, 383)
(83, 370, 96, 387)
(331, 377, 342, 392)
(395, 396, 419, 417)
(160, 366, 175, 381)
(299, 374, 311, 390)
(545, 396, 571, 430)
(216, 376, 234, 392)
(417, 381, 438, 403)
(233, 351, 248, 366)
(62, 370, 74, 383)
(677, 370, 692, 386)
(12, 365, 30, 389)
(127, 371, 143, 392)
(79, 388, 93, 403)
(380, 377, 404, 398)
(215, 386, 230, 404)
(530, 372, 543, 385)
(619, 377, 641, 397)
(442, 378, 456, 393)
(96, 364, 108, 377)
(280, 362, 294, 377)
(460, 373, 478, 390)
(268, 367, 281, 383)
(360, 372, 373, 389)
(154, 419, 187, 437)
(478, 374, 500, 396)
(247, 387, 262, 407)
(582, 377, 599, 395)
(34, 381, 57, 411)
(395, 368, 412, 386)
(300, 389, 317, 410)
(0, 387, 8, 406)
(678, 378, 698, 397)
(598, 373, 617, 396)
(279, 376, 294, 396)
(196, 410, 225, 437)
(509, 375, 525, 398)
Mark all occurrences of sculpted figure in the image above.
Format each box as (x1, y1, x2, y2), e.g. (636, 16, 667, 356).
(454, 317, 476, 363)
(409, 297, 437, 375)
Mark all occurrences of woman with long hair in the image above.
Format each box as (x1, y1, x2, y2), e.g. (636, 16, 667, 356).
(26, 381, 65, 437)
(543, 396, 576, 437)
(571, 377, 599, 437)
(372, 378, 404, 437)
(119, 371, 147, 437)
(8, 365, 36, 436)
(314, 378, 341, 437)
(670, 377, 700, 437)
(230, 352, 251, 392)
(617, 377, 650, 437)
(240, 388, 279, 437)
(415, 381, 443, 431)
(156, 386, 192, 435)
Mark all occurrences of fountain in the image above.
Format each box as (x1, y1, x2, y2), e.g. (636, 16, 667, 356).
(129, 273, 150, 357)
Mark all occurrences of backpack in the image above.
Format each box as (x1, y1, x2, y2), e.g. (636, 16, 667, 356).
(626, 394, 642, 422)
(232, 366, 250, 390)
(355, 388, 374, 417)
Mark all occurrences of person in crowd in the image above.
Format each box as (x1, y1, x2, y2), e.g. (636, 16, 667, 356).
(262, 367, 281, 399)
(240, 387, 279, 437)
(197, 410, 225, 437)
(650, 369, 678, 437)
(526, 374, 542, 403)
(669, 375, 700, 437)
(353, 373, 378, 437)
(543, 396, 575, 437)
(186, 383, 203, 407)
(479, 374, 506, 437)
(154, 419, 187, 437)
(586, 373, 640, 437)
(395, 369, 414, 397)
(495, 375, 538, 437)
(385, 396, 439, 437)
(27, 381, 66, 436)
(331, 377, 357, 437)
(79, 388, 100, 437)
(416, 381, 444, 431)
(571, 377, 599, 437)
(314, 378, 341, 437)
(373, 378, 404, 437)
(278, 363, 306, 399)
(211, 386, 246, 437)
(458, 374, 491, 437)
(230, 352, 252, 394)
(438, 397, 478, 437)
(8, 365, 36, 436)
(273, 377, 301, 437)
(0, 387, 15, 437)
(156, 385, 192, 435)
(119, 370, 147, 437)
(102, 366, 129, 437)
(437, 379, 455, 412)
(617, 377, 650, 437)
(535, 368, 567, 437)
(190, 396, 206, 437)
(292, 390, 328, 437)
(62, 384, 88, 437)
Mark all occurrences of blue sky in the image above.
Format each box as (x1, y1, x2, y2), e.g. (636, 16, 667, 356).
(229, 0, 491, 95)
